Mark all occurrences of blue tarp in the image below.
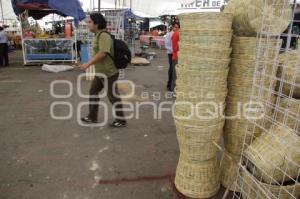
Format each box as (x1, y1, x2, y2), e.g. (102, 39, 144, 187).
(12, 0, 86, 26)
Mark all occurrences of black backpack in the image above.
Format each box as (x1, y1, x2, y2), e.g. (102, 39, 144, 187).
(100, 31, 131, 69)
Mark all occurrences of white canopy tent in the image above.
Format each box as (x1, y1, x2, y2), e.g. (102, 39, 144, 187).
(80, 0, 231, 17)
(0, 0, 17, 20)
(80, 0, 219, 17)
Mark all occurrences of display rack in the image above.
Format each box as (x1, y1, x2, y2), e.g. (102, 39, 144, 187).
(22, 38, 77, 64)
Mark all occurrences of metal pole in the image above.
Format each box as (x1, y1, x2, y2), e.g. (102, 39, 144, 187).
(130, 0, 132, 11)
(0, 0, 4, 24)
(98, 0, 101, 11)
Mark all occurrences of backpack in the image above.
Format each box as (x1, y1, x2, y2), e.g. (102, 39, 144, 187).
(100, 31, 132, 69)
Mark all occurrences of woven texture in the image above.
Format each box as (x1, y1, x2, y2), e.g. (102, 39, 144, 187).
(244, 125, 300, 184)
(241, 168, 300, 199)
(224, 0, 291, 36)
(225, 36, 278, 155)
(276, 97, 300, 132)
(220, 151, 241, 192)
(175, 157, 220, 198)
(175, 120, 223, 163)
(174, 12, 233, 198)
(180, 12, 233, 30)
(277, 51, 300, 98)
(180, 29, 233, 48)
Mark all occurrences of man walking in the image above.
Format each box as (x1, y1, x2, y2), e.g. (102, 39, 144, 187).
(165, 26, 174, 91)
(0, 27, 9, 67)
(171, 23, 180, 94)
(80, 13, 126, 128)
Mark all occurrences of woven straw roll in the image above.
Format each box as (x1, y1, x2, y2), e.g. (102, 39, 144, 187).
(229, 59, 276, 76)
(276, 97, 300, 132)
(176, 85, 228, 95)
(178, 58, 230, 71)
(226, 98, 274, 118)
(244, 125, 300, 184)
(176, 66, 229, 89)
(174, 102, 226, 121)
(220, 151, 241, 192)
(228, 86, 276, 100)
(232, 36, 280, 56)
(174, 12, 231, 199)
(228, 75, 277, 100)
(279, 50, 300, 63)
(248, 0, 292, 35)
(176, 89, 228, 103)
(225, 119, 263, 134)
(179, 12, 233, 30)
(180, 45, 232, 60)
(176, 87, 228, 98)
(176, 121, 223, 162)
(224, 131, 253, 155)
(227, 76, 275, 91)
(175, 157, 220, 198)
(180, 29, 233, 48)
(277, 51, 300, 98)
(224, 0, 254, 36)
(224, 0, 291, 36)
(175, 117, 225, 129)
(241, 168, 300, 199)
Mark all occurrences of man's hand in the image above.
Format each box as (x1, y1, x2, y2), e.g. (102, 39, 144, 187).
(79, 63, 90, 70)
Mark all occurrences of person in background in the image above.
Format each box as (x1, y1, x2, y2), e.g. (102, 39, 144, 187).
(165, 25, 174, 91)
(0, 27, 9, 67)
(151, 28, 159, 36)
(80, 13, 126, 128)
(171, 22, 180, 94)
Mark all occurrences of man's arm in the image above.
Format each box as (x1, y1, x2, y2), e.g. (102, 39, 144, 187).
(80, 52, 106, 70)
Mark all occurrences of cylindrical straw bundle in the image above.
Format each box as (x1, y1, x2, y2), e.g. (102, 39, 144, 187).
(225, 36, 279, 155)
(174, 12, 233, 198)
(276, 97, 300, 132)
(222, 36, 281, 192)
(224, 0, 292, 36)
(277, 50, 300, 98)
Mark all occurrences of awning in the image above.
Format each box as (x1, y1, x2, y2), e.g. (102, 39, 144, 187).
(12, 0, 86, 26)
(149, 19, 165, 29)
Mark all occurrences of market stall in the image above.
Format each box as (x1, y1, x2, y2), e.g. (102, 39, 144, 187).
(12, 0, 86, 65)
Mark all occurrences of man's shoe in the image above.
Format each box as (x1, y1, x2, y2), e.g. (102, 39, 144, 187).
(81, 116, 97, 124)
(110, 120, 127, 128)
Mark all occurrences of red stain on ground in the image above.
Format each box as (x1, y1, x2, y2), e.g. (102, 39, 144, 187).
(98, 174, 187, 199)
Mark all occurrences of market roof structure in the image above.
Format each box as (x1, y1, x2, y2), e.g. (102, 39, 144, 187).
(11, 0, 86, 26)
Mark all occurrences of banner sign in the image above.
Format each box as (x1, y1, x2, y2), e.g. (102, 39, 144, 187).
(181, 0, 229, 9)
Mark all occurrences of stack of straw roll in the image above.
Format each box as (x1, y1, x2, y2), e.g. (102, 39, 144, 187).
(174, 12, 233, 198)
(277, 51, 300, 98)
(240, 168, 300, 199)
(220, 151, 241, 192)
(244, 125, 300, 184)
(275, 97, 300, 132)
(221, 36, 281, 192)
(241, 125, 300, 199)
(224, 0, 292, 36)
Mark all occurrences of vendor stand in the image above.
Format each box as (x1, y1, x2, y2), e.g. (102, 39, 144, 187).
(12, 0, 86, 65)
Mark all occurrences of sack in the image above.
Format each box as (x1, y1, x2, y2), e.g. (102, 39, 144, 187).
(100, 31, 131, 69)
(42, 64, 74, 73)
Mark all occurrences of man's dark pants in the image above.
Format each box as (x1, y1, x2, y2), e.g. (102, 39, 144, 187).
(88, 72, 125, 121)
(0, 43, 9, 66)
(167, 53, 174, 91)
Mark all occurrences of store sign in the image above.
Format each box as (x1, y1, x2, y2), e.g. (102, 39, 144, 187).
(181, 0, 229, 8)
